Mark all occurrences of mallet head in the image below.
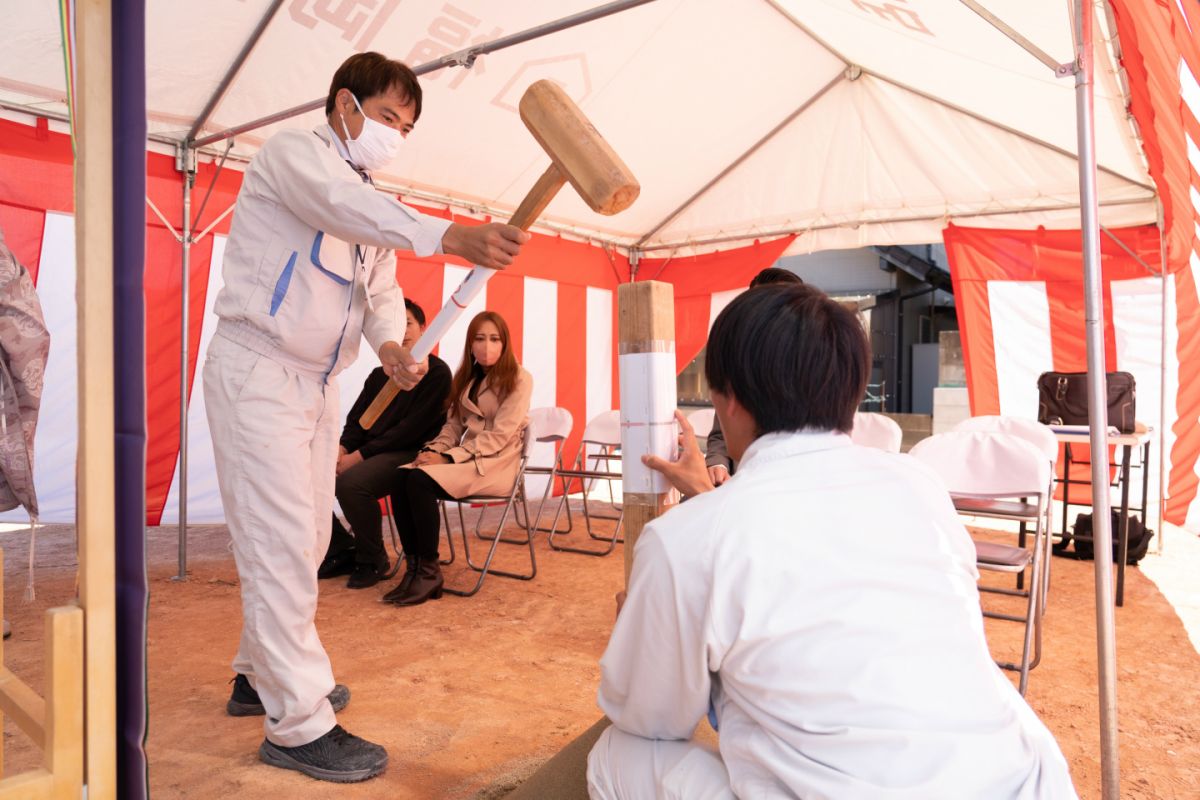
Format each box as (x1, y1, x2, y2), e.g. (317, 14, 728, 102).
(519, 79, 640, 216)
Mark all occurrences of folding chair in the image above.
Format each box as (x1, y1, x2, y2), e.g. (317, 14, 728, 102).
(850, 411, 903, 453)
(952, 415, 1058, 595)
(513, 407, 574, 535)
(686, 407, 715, 439)
(441, 424, 538, 598)
(547, 410, 625, 556)
(909, 431, 1052, 695)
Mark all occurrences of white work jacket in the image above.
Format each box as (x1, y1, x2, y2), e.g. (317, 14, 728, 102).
(599, 431, 1076, 799)
(213, 125, 451, 382)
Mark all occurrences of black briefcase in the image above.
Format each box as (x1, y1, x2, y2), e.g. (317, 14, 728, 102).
(1036, 371, 1136, 433)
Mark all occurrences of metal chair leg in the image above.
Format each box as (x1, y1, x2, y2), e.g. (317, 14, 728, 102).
(550, 472, 624, 557)
(443, 479, 537, 598)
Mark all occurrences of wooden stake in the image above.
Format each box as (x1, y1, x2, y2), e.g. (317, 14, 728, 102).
(46, 607, 84, 799)
(617, 281, 677, 585)
(75, 0, 116, 796)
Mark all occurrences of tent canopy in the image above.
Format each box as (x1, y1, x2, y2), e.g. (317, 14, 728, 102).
(0, 0, 1157, 254)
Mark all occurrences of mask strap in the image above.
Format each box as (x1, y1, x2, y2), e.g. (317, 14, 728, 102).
(339, 91, 364, 142)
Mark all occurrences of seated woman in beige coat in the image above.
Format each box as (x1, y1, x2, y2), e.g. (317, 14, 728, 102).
(382, 310, 532, 607)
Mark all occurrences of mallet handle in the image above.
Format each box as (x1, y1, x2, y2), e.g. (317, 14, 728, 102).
(357, 165, 566, 430)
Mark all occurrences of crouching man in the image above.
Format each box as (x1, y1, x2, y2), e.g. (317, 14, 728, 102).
(587, 284, 1076, 799)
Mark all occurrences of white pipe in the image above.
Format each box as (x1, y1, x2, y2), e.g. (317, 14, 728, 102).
(1073, 1, 1120, 797)
(178, 167, 193, 579)
(410, 267, 496, 361)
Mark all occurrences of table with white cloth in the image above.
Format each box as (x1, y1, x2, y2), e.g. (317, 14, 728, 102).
(1051, 422, 1152, 607)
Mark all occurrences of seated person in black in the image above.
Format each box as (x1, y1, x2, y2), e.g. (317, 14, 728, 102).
(318, 299, 452, 588)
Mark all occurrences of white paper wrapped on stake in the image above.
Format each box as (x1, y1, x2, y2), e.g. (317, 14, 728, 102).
(619, 350, 678, 495)
(411, 266, 496, 361)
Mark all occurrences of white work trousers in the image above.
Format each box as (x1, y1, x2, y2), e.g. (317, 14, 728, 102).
(203, 334, 340, 747)
(587, 726, 735, 800)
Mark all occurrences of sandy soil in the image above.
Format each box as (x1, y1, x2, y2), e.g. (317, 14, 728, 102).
(0, 507, 1197, 798)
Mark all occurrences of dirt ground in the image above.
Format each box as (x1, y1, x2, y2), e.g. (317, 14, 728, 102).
(1, 506, 1198, 798)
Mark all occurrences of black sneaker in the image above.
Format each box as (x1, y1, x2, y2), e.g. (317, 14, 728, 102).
(318, 549, 356, 579)
(258, 725, 388, 783)
(346, 561, 388, 590)
(226, 674, 350, 717)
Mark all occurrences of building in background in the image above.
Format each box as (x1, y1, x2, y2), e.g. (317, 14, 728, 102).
(676, 245, 959, 416)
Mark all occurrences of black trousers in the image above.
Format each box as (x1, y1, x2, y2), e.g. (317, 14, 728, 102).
(328, 449, 416, 567)
(389, 468, 452, 561)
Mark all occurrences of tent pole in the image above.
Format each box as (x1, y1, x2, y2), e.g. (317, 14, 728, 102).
(1072, 1, 1120, 797)
(191, 0, 660, 149)
(176, 146, 195, 580)
(1157, 200, 1167, 552)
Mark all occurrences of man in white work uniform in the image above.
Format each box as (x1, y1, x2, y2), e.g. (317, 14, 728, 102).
(588, 284, 1077, 799)
(204, 51, 527, 783)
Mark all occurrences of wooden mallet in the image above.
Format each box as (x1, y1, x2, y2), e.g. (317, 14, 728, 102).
(359, 79, 640, 428)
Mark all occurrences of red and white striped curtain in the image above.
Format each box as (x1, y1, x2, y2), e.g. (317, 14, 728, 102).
(0, 116, 788, 524)
(945, 223, 1200, 528)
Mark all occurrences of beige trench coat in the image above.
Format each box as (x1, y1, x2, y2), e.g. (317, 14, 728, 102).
(415, 367, 532, 498)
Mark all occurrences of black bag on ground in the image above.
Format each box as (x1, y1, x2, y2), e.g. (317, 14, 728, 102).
(1037, 371, 1136, 433)
(1053, 510, 1153, 565)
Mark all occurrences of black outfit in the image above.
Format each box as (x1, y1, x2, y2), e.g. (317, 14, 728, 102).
(704, 413, 735, 475)
(388, 467, 453, 562)
(326, 357, 451, 568)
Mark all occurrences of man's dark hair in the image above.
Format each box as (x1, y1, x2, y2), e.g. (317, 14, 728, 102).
(749, 266, 804, 288)
(705, 284, 869, 435)
(404, 297, 426, 326)
(325, 52, 423, 121)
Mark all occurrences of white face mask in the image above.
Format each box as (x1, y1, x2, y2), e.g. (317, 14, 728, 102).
(340, 92, 402, 171)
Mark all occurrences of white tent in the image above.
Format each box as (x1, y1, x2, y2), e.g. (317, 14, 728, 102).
(2, 0, 1156, 253)
(3, 2, 1186, 796)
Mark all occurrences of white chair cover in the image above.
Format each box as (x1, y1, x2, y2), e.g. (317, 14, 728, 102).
(528, 406, 573, 444)
(582, 410, 621, 447)
(909, 431, 1051, 498)
(952, 415, 1058, 463)
(850, 412, 903, 453)
(686, 407, 715, 438)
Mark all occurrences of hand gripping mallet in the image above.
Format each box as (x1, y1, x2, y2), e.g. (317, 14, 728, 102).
(359, 79, 640, 428)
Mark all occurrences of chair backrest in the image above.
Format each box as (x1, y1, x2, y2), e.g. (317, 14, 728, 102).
(952, 415, 1058, 463)
(581, 410, 621, 447)
(686, 407, 716, 438)
(520, 415, 539, 459)
(850, 412, 902, 453)
(528, 406, 573, 444)
(909, 431, 1052, 499)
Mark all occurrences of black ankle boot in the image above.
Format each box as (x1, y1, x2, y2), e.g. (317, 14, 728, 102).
(381, 556, 418, 603)
(384, 557, 443, 606)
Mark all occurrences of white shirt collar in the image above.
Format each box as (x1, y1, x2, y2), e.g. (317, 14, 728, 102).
(318, 123, 353, 163)
(736, 429, 853, 472)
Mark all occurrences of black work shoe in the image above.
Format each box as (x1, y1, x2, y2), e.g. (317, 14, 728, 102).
(226, 674, 350, 717)
(318, 549, 356, 579)
(258, 725, 388, 783)
(346, 560, 389, 590)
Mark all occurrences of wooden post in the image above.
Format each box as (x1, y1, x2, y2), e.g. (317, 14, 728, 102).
(617, 281, 678, 584)
(45, 607, 84, 799)
(75, 0, 117, 796)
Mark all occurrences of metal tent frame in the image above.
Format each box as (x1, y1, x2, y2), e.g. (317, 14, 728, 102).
(168, 5, 1140, 794)
(7, 2, 1158, 796)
